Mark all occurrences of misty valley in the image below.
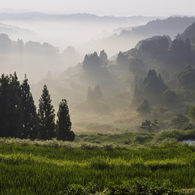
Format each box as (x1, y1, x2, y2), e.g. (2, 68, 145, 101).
(1, 13, 195, 194)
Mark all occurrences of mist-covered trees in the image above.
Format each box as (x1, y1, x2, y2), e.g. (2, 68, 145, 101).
(170, 38, 192, 61)
(38, 85, 55, 140)
(81, 51, 112, 86)
(100, 50, 108, 65)
(0, 73, 75, 141)
(170, 113, 190, 129)
(138, 36, 170, 59)
(57, 99, 75, 141)
(117, 51, 129, 66)
(162, 89, 178, 105)
(82, 52, 101, 73)
(87, 85, 103, 103)
(177, 66, 195, 90)
(132, 69, 168, 106)
(129, 58, 146, 78)
(136, 99, 150, 116)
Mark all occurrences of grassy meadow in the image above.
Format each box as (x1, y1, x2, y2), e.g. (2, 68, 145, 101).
(1, 131, 195, 194)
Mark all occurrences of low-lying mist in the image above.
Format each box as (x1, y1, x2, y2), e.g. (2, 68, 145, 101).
(0, 13, 159, 57)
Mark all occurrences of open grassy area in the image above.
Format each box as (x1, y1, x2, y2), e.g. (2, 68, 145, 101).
(0, 134, 195, 194)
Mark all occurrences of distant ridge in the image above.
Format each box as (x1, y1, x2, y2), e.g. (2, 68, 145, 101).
(0, 8, 33, 13)
(0, 12, 159, 24)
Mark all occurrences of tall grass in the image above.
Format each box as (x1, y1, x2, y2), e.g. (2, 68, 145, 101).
(0, 138, 195, 194)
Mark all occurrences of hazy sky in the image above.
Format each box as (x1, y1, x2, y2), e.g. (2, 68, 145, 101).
(0, 0, 195, 16)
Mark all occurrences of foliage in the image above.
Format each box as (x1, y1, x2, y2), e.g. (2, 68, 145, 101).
(178, 21, 195, 43)
(57, 99, 75, 141)
(38, 85, 55, 140)
(116, 51, 129, 66)
(61, 178, 177, 195)
(129, 58, 146, 77)
(188, 105, 195, 119)
(170, 113, 190, 129)
(162, 89, 178, 105)
(155, 129, 195, 142)
(61, 181, 99, 195)
(6, 73, 24, 138)
(140, 119, 159, 133)
(150, 104, 168, 119)
(177, 66, 195, 90)
(87, 85, 103, 103)
(20, 75, 37, 139)
(142, 69, 168, 98)
(136, 99, 150, 115)
(170, 38, 192, 63)
(138, 36, 170, 59)
(0, 73, 35, 138)
(83, 52, 101, 73)
(99, 50, 108, 65)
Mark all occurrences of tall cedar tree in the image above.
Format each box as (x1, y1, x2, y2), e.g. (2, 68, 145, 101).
(20, 75, 38, 139)
(57, 99, 75, 141)
(0, 74, 10, 137)
(8, 73, 23, 138)
(38, 85, 55, 140)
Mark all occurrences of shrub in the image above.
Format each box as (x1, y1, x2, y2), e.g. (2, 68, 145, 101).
(170, 113, 190, 129)
(60, 178, 180, 194)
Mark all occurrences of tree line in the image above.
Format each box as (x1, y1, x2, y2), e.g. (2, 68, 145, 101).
(0, 72, 75, 141)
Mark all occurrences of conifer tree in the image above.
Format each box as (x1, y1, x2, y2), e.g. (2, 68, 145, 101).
(38, 85, 55, 140)
(8, 72, 23, 138)
(0, 74, 10, 137)
(57, 99, 75, 141)
(93, 84, 103, 101)
(20, 75, 37, 139)
(99, 50, 108, 65)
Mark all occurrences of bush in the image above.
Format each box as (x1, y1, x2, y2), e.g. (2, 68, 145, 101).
(154, 129, 195, 142)
(163, 110, 175, 119)
(60, 178, 180, 194)
(169, 113, 190, 129)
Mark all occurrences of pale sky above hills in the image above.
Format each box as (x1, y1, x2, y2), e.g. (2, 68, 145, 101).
(0, 0, 195, 16)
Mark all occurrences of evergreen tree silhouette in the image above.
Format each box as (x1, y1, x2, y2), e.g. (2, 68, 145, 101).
(0, 74, 10, 137)
(57, 99, 75, 141)
(38, 85, 55, 140)
(8, 73, 23, 138)
(20, 75, 38, 139)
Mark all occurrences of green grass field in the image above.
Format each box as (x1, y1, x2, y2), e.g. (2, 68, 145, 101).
(0, 133, 195, 194)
